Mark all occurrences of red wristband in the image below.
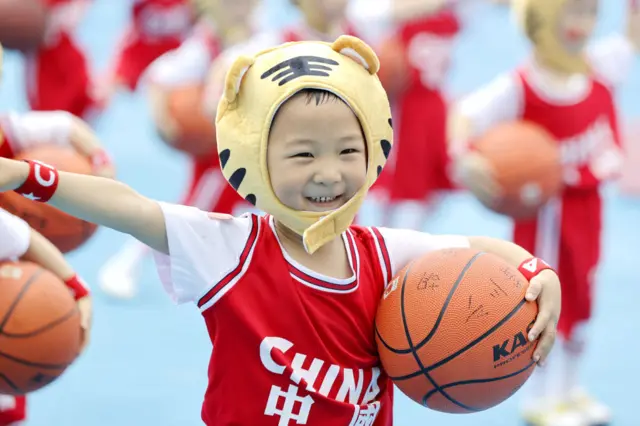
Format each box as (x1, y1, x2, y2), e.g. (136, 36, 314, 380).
(14, 160, 59, 202)
(518, 257, 554, 281)
(64, 274, 90, 301)
(90, 149, 111, 170)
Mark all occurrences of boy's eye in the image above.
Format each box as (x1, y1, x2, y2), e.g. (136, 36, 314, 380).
(341, 148, 360, 155)
(290, 152, 314, 158)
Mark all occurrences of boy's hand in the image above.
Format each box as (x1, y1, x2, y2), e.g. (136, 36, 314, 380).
(147, 85, 180, 143)
(452, 152, 503, 207)
(524, 269, 561, 365)
(76, 295, 92, 355)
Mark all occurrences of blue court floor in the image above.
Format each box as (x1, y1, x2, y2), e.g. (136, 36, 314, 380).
(0, 1, 637, 424)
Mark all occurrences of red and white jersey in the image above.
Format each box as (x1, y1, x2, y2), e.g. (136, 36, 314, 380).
(0, 112, 74, 159)
(145, 20, 222, 87)
(348, 0, 469, 90)
(0, 208, 31, 261)
(153, 203, 469, 425)
(128, 0, 194, 42)
(42, 0, 90, 45)
(395, 8, 460, 91)
(453, 34, 635, 188)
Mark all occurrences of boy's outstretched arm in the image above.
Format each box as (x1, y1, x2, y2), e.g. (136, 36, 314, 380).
(0, 157, 168, 254)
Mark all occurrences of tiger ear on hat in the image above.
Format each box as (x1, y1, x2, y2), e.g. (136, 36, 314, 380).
(222, 55, 255, 104)
(331, 35, 380, 75)
(216, 54, 254, 122)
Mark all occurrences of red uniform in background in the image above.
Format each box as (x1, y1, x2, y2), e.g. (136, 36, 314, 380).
(107, 0, 195, 91)
(24, 0, 99, 121)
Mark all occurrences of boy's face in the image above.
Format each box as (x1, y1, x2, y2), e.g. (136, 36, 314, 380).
(267, 93, 367, 213)
(556, 0, 598, 53)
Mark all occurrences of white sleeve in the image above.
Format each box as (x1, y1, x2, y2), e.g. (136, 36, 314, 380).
(152, 202, 254, 304)
(454, 72, 523, 139)
(145, 37, 213, 87)
(0, 208, 31, 261)
(378, 227, 470, 277)
(587, 34, 636, 87)
(0, 112, 73, 152)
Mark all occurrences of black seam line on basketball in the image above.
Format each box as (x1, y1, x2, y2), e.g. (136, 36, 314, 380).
(0, 350, 69, 369)
(389, 297, 529, 381)
(0, 307, 77, 338)
(400, 262, 476, 412)
(376, 252, 485, 355)
(0, 374, 22, 394)
(421, 359, 536, 406)
(0, 269, 43, 334)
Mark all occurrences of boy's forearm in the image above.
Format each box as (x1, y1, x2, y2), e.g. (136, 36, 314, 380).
(468, 236, 534, 267)
(0, 158, 168, 253)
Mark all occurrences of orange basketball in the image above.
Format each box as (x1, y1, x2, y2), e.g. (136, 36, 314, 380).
(0, 261, 81, 395)
(164, 84, 217, 157)
(375, 247, 538, 413)
(0, 146, 98, 253)
(377, 34, 410, 98)
(0, 0, 47, 51)
(474, 121, 563, 219)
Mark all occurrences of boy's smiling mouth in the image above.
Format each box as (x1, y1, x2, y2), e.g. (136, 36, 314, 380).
(305, 194, 346, 210)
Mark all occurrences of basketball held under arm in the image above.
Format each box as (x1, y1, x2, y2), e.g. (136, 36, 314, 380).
(0, 157, 168, 254)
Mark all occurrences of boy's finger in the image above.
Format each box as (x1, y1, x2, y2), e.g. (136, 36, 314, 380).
(528, 310, 550, 341)
(525, 276, 543, 301)
(533, 324, 557, 365)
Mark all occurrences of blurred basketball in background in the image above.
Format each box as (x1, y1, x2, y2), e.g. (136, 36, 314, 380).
(163, 84, 217, 158)
(377, 34, 410, 98)
(0, 261, 81, 395)
(0, 0, 47, 51)
(0, 146, 98, 253)
(474, 121, 563, 219)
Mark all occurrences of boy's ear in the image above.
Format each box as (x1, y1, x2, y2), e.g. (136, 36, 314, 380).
(331, 35, 380, 75)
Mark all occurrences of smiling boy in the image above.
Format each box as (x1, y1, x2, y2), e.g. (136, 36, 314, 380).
(0, 36, 560, 425)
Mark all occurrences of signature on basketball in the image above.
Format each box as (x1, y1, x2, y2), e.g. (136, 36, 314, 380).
(499, 266, 524, 288)
(417, 272, 440, 291)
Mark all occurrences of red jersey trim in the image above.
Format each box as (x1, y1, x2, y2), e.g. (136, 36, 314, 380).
(268, 216, 360, 294)
(369, 227, 392, 287)
(197, 214, 261, 311)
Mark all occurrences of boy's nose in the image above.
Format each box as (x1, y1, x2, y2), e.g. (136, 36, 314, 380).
(313, 166, 342, 186)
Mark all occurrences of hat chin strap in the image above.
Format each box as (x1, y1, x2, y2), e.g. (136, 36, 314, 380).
(532, 35, 590, 75)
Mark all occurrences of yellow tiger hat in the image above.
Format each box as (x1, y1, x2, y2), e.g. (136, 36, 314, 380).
(512, 0, 595, 74)
(215, 35, 393, 254)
